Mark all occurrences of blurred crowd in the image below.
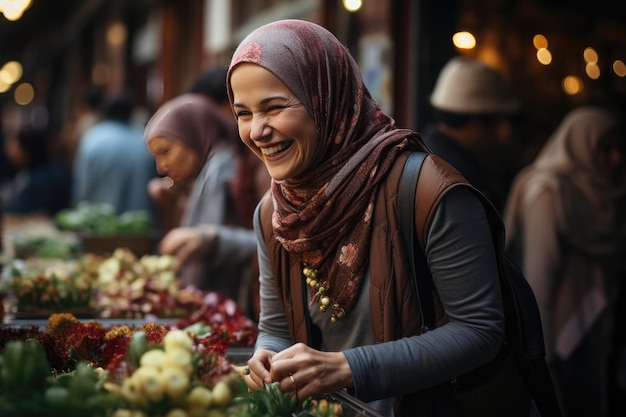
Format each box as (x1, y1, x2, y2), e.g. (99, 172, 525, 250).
(1, 52, 624, 416)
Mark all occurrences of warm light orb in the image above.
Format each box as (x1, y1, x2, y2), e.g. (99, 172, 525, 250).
(2, 7, 23, 20)
(533, 34, 548, 50)
(0, 0, 31, 21)
(0, 78, 10, 93)
(453, 31, 476, 49)
(342, 0, 362, 12)
(583, 47, 598, 64)
(14, 82, 34, 105)
(585, 63, 600, 80)
(562, 76, 583, 95)
(536, 48, 552, 65)
(107, 22, 127, 46)
(0, 60, 23, 84)
(613, 60, 626, 77)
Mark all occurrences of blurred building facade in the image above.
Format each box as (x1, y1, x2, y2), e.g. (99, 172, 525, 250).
(0, 0, 624, 164)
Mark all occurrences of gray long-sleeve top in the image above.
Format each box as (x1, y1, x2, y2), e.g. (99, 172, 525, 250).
(253, 186, 505, 404)
(178, 148, 258, 300)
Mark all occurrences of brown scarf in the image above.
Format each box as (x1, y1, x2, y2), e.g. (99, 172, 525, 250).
(227, 20, 426, 317)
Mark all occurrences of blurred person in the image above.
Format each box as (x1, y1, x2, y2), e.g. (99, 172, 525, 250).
(145, 93, 270, 313)
(72, 92, 157, 219)
(190, 65, 271, 317)
(422, 56, 520, 212)
(149, 66, 235, 233)
(188, 65, 231, 114)
(148, 67, 270, 318)
(503, 106, 626, 417)
(65, 85, 104, 166)
(2, 127, 72, 216)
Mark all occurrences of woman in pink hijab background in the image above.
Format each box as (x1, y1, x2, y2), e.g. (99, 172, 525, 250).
(504, 106, 626, 416)
(145, 93, 270, 313)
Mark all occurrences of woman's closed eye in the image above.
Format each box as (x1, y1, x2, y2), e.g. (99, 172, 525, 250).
(235, 106, 285, 120)
(234, 110, 252, 119)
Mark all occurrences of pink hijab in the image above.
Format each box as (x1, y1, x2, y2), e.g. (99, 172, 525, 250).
(144, 93, 237, 165)
(227, 20, 426, 318)
(504, 106, 626, 256)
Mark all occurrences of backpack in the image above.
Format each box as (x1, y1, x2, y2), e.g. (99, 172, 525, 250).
(399, 152, 562, 416)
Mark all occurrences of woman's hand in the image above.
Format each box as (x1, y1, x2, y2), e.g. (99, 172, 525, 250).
(148, 177, 175, 204)
(159, 227, 204, 269)
(268, 343, 353, 400)
(244, 349, 276, 390)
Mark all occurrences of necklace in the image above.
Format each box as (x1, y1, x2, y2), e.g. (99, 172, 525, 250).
(303, 263, 345, 322)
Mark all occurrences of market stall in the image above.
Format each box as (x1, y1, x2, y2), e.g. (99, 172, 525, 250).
(0, 210, 382, 417)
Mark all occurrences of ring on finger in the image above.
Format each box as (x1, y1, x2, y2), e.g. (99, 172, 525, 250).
(289, 373, 298, 399)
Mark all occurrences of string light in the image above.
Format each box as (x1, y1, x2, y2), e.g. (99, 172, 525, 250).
(583, 47, 598, 64)
(0, 60, 23, 84)
(14, 82, 34, 105)
(533, 34, 548, 49)
(613, 60, 626, 77)
(562, 76, 583, 95)
(342, 0, 362, 12)
(585, 63, 600, 80)
(0, 0, 32, 21)
(453, 31, 476, 49)
(536, 48, 552, 65)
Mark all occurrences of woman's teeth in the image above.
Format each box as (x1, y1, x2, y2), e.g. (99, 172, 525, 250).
(261, 142, 292, 156)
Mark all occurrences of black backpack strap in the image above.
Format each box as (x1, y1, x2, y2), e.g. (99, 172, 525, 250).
(399, 152, 435, 331)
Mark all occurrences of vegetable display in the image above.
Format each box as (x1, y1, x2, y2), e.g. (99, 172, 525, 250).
(54, 202, 152, 235)
(0, 316, 347, 417)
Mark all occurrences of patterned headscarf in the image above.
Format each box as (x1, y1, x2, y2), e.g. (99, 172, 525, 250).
(227, 19, 426, 317)
(504, 106, 626, 256)
(144, 93, 237, 164)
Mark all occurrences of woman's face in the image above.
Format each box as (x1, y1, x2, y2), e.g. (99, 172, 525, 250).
(230, 63, 318, 181)
(146, 136, 201, 183)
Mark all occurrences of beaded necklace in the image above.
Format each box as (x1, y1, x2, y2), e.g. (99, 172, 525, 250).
(303, 263, 346, 322)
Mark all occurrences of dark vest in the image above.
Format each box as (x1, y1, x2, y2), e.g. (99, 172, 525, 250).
(259, 153, 492, 415)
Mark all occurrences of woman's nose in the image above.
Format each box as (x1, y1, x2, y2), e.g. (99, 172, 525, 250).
(250, 115, 271, 141)
(155, 159, 167, 175)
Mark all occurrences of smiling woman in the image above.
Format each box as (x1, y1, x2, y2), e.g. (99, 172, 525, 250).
(224, 19, 549, 417)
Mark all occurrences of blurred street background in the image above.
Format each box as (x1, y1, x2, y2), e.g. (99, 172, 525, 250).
(0, 0, 624, 165)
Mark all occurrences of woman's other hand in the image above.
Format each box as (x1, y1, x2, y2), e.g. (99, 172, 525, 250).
(269, 343, 353, 400)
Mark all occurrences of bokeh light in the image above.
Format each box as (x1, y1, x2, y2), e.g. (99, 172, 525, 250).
(562, 75, 583, 95)
(0, 78, 10, 93)
(0, 0, 32, 21)
(0, 60, 23, 84)
(342, 0, 362, 12)
(107, 22, 127, 47)
(453, 31, 476, 50)
(533, 34, 548, 50)
(536, 48, 552, 65)
(583, 47, 598, 64)
(585, 63, 600, 80)
(14, 82, 34, 105)
(613, 60, 626, 77)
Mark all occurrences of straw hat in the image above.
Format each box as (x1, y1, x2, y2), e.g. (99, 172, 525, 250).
(430, 57, 520, 114)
